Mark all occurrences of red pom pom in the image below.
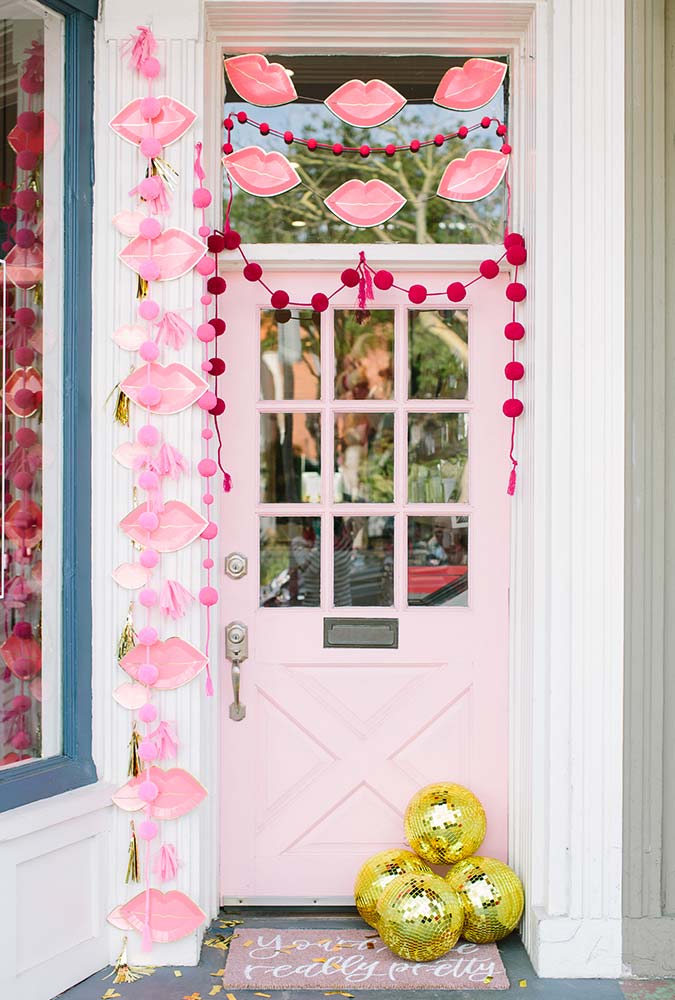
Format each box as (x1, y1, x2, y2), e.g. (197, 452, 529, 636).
(271, 290, 289, 309)
(209, 357, 226, 376)
(15, 346, 33, 366)
(207, 275, 227, 295)
(506, 245, 527, 266)
(496, 124, 507, 136)
(14, 307, 35, 326)
(209, 397, 226, 416)
(504, 321, 525, 341)
(14, 388, 35, 409)
(15, 428, 37, 447)
(244, 262, 263, 282)
(447, 281, 466, 302)
(222, 143, 233, 155)
(506, 281, 527, 302)
(457, 126, 468, 139)
(209, 317, 226, 336)
(283, 130, 294, 144)
(223, 117, 234, 130)
(408, 284, 427, 304)
(373, 269, 394, 290)
(410, 139, 421, 152)
(341, 268, 360, 288)
(259, 122, 270, 135)
(311, 292, 329, 312)
(481, 116, 491, 128)
(480, 259, 499, 279)
(359, 145, 371, 157)
(501, 143, 512, 155)
(236, 111, 248, 123)
(504, 232, 525, 249)
(505, 361, 525, 381)
(307, 138, 317, 150)
(333, 143, 343, 156)
(503, 398, 524, 418)
(207, 234, 225, 253)
(385, 144, 396, 156)
(223, 230, 241, 250)
(434, 134, 445, 146)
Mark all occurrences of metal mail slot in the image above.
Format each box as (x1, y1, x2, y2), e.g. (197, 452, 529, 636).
(323, 617, 399, 649)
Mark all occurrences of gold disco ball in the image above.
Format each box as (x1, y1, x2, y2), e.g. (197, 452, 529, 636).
(404, 783, 486, 865)
(354, 849, 433, 928)
(375, 872, 465, 962)
(446, 855, 524, 943)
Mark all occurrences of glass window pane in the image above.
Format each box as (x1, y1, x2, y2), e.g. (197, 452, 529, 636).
(260, 308, 321, 400)
(408, 516, 468, 606)
(334, 516, 394, 607)
(334, 309, 394, 401)
(334, 412, 394, 502)
(1, 11, 64, 770)
(260, 517, 321, 607)
(408, 413, 468, 502)
(408, 309, 468, 399)
(260, 412, 321, 503)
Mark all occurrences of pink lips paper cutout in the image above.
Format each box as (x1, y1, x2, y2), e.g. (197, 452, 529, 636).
(325, 79, 407, 127)
(112, 766, 207, 820)
(121, 363, 208, 415)
(112, 324, 147, 352)
(109, 96, 197, 146)
(119, 889, 206, 944)
(112, 682, 149, 710)
(120, 501, 208, 553)
(434, 58, 507, 111)
(112, 561, 150, 589)
(119, 228, 206, 281)
(113, 442, 149, 469)
(1, 633, 41, 681)
(107, 905, 134, 931)
(112, 209, 146, 238)
(120, 637, 208, 690)
(224, 53, 297, 106)
(5, 367, 42, 417)
(5, 243, 43, 288)
(324, 178, 406, 227)
(223, 147, 301, 198)
(437, 148, 509, 202)
(5, 499, 42, 549)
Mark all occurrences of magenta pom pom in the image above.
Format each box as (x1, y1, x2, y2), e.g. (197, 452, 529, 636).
(223, 230, 241, 251)
(259, 122, 270, 135)
(139, 587, 158, 607)
(333, 143, 343, 156)
(140, 96, 161, 120)
(139, 217, 161, 240)
(209, 398, 226, 416)
(283, 130, 294, 144)
(138, 424, 159, 447)
(138, 299, 160, 320)
(140, 136, 162, 159)
(501, 143, 512, 155)
(243, 262, 262, 282)
(307, 137, 317, 150)
(14, 388, 36, 409)
(17, 111, 40, 133)
(11, 731, 31, 750)
(137, 626, 158, 646)
(503, 398, 524, 418)
(13, 471, 33, 490)
(506, 282, 527, 302)
(504, 321, 525, 341)
(341, 268, 360, 288)
(496, 123, 507, 137)
(196, 256, 216, 276)
(138, 738, 158, 762)
(192, 187, 212, 208)
(139, 339, 159, 362)
(201, 521, 218, 540)
(138, 662, 159, 686)
(458, 125, 469, 139)
(13, 621, 32, 639)
(223, 116, 234, 130)
(207, 275, 227, 295)
(140, 56, 161, 79)
(209, 357, 226, 376)
(311, 292, 329, 312)
(385, 143, 396, 156)
(138, 819, 159, 841)
(408, 284, 427, 305)
(504, 232, 525, 249)
(271, 289, 289, 309)
(139, 780, 159, 803)
(138, 258, 161, 282)
(209, 317, 226, 336)
(199, 390, 217, 411)
(447, 281, 466, 302)
(197, 323, 216, 343)
(199, 586, 219, 607)
(480, 259, 500, 279)
(16, 150, 38, 171)
(15, 346, 34, 366)
(138, 384, 162, 407)
(360, 144, 371, 157)
(14, 190, 37, 212)
(139, 176, 161, 201)
(14, 307, 35, 326)
(207, 233, 225, 254)
(198, 458, 217, 477)
(505, 361, 525, 381)
(15, 228, 35, 249)
(138, 702, 157, 724)
(140, 548, 159, 569)
(138, 510, 159, 531)
(237, 111, 248, 123)
(481, 116, 491, 128)
(12, 694, 32, 712)
(16, 427, 37, 447)
(410, 139, 421, 152)
(222, 142, 234, 155)
(506, 245, 527, 266)
(373, 270, 394, 290)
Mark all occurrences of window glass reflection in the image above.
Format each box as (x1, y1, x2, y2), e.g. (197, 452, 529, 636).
(260, 412, 321, 503)
(407, 516, 468, 606)
(260, 308, 320, 400)
(334, 309, 394, 400)
(334, 516, 394, 607)
(408, 413, 468, 502)
(260, 517, 321, 607)
(334, 412, 394, 503)
(408, 309, 468, 399)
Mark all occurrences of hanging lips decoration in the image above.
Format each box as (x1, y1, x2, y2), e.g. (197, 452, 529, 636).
(121, 363, 208, 415)
(112, 561, 150, 589)
(5, 500, 42, 548)
(5, 367, 42, 417)
(107, 905, 134, 931)
(119, 228, 206, 281)
(112, 209, 146, 238)
(224, 53, 297, 106)
(324, 178, 407, 227)
(113, 441, 150, 469)
(223, 146, 301, 198)
(119, 889, 206, 943)
(1, 634, 41, 681)
(112, 324, 147, 352)
(433, 57, 508, 111)
(7, 113, 44, 155)
(120, 501, 208, 552)
(112, 767, 207, 819)
(109, 96, 197, 146)
(120, 636, 208, 690)
(437, 148, 509, 202)
(113, 682, 149, 710)
(5, 243, 43, 288)
(324, 79, 407, 127)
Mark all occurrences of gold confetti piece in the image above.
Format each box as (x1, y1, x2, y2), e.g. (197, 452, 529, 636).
(220, 920, 243, 928)
(243, 939, 253, 947)
(331, 962, 341, 970)
(254, 994, 272, 998)
(183, 994, 202, 1000)
(174, 970, 183, 976)
(226, 994, 238, 1000)
(211, 968, 226, 977)
(519, 980, 528, 988)
(323, 993, 354, 998)
(209, 989, 223, 997)
(317, 938, 330, 944)
(312, 958, 328, 963)
(205, 934, 238, 951)
(102, 992, 121, 999)
(484, 976, 493, 983)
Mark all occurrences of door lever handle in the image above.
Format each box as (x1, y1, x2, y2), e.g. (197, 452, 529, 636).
(226, 621, 248, 721)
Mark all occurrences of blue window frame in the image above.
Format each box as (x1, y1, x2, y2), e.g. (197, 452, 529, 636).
(0, 0, 95, 811)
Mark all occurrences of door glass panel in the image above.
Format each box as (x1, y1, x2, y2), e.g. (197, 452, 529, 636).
(260, 516, 321, 607)
(408, 309, 469, 399)
(260, 412, 321, 502)
(260, 308, 321, 400)
(407, 516, 468, 606)
(408, 412, 468, 502)
(334, 412, 394, 502)
(334, 516, 394, 608)
(334, 309, 394, 400)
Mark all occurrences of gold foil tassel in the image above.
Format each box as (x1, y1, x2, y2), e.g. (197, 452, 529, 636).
(114, 386, 130, 426)
(151, 156, 178, 190)
(136, 275, 148, 300)
(127, 723, 141, 778)
(117, 603, 136, 661)
(125, 820, 140, 883)
(105, 937, 155, 984)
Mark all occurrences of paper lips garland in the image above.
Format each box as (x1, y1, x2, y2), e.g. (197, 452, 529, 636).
(325, 79, 407, 127)
(109, 96, 197, 147)
(224, 146, 301, 197)
(120, 637, 208, 690)
(437, 148, 509, 203)
(113, 766, 207, 819)
(118, 889, 207, 944)
(324, 178, 407, 227)
(224, 53, 298, 106)
(433, 58, 508, 111)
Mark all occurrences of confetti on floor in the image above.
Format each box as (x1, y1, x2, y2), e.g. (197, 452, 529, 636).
(324, 993, 355, 998)
(484, 976, 493, 984)
(174, 969, 183, 976)
(209, 988, 222, 997)
(211, 969, 226, 978)
(254, 994, 272, 998)
(101, 992, 120, 1000)
(226, 994, 238, 1000)
(520, 980, 528, 988)
(312, 958, 328, 963)
(243, 939, 253, 947)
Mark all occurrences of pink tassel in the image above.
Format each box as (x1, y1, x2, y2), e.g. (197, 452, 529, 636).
(205, 668, 214, 698)
(6, 444, 41, 478)
(127, 26, 157, 71)
(222, 472, 232, 492)
(141, 920, 153, 952)
(130, 173, 170, 215)
(148, 720, 177, 760)
(151, 443, 188, 480)
(6, 321, 31, 350)
(507, 465, 517, 496)
(146, 489, 165, 514)
(194, 142, 206, 182)
(155, 311, 193, 350)
(22, 41, 44, 88)
(159, 580, 194, 619)
(154, 843, 178, 882)
(357, 250, 374, 310)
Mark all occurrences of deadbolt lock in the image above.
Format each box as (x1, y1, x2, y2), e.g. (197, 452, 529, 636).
(225, 552, 248, 580)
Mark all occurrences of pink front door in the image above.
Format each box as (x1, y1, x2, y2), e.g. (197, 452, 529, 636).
(219, 263, 510, 902)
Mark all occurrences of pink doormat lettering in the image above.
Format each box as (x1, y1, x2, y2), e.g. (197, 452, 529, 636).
(223, 927, 509, 990)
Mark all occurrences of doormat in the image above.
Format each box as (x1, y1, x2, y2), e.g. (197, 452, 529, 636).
(223, 927, 509, 990)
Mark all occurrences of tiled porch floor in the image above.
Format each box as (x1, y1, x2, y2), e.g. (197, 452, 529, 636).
(55, 909, 673, 1000)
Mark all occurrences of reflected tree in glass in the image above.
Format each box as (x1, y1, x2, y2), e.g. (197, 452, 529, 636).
(408, 413, 468, 502)
(334, 310, 394, 401)
(408, 309, 468, 399)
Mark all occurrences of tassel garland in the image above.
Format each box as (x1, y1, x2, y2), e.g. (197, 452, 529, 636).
(126, 820, 140, 883)
(148, 720, 177, 760)
(127, 723, 141, 778)
(159, 579, 194, 619)
(154, 842, 179, 882)
(155, 311, 192, 349)
(114, 387, 130, 426)
(105, 937, 155, 984)
(117, 603, 137, 660)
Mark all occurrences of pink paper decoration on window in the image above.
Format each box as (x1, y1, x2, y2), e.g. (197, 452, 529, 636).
(324, 178, 407, 227)
(433, 58, 508, 111)
(119, 227, 206, 281)
(224, 53, 297, 106)
(437, 148, 509, 202)
(119, 636, 208, 690)
(223, 146, 301, 198)
(120, 500, 208, 553)
(324, 79, 407, 127)
(121, 363, 208, 415)
(1, 633, 42, 680)
(109, 96, 197, 146)
(118, 889, 206, 944)
(112, 766, 207, 819)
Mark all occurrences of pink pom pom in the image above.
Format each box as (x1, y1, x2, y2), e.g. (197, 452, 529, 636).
(17, 111, 40, 133)
(139, 780, 159, 802)
(409, 139, 421, 152)
(243, 262, 262, 282)
(14, 388, 35, 409)
(311, 292, 329, 312)
(196, 256, 215, 276)
(139, 470, 160, 491)
(138, 702, 157, 723)
(360, 144, 371, 157)
(15, 228, 35, 249)
(12, 694, 31, 712)
(201, 428, 213, 441)
(385, 144, 396, 156)
(138, 510, 159, 531)
(198, 458, 217, 477)
(138, 424, 159, 447)
(140, 136, 162, 159)
(506, 282, 527, 302)
(13, 471, 33, 490)
(271, 290, 289, 309)
(505, 361, 525, 381)
(13, 621, 32, 639)
(197, 323, 216, 343)
(283, 130, 294, 144)
(139, 587, 158, 607)
(140, 96, 161, 120)
(201, 521, 218, 540)
(503, 398, 524, 417)
(139, 339, 159, 361)
(138, 819, 159, 841)
(139, 176, 161, 201)
(458, 125, 468, 139)
(140, 548, 159, 569)
(193, 187, 212, 208)
(373, 269, 393, 290)
(447, 281, 466, 302)
(199, 586, 219, 606)
(198, 390, 217, 410)
(138, 299, 160, 320)
(138, 384, 162, 407)
(14, 307, 35, 326)
(15, 346, 34, 366)
(200, 293, 212, 306)
(199, 224, 210, 238)
(16, 427, 37, 447)
(408, 284, 427, 304)
(506, 245, 527, 266)
(138, 258, 161, 282)
(11, 731, 31, 750)
(137, 626, 158, 646)
(504, 321, 525, 341)
(480, 259, 499, 279)
(140, 56, 161, 79)
(138, 662, 159, 686)
(16, 150, 37, 171)
(501, 143, 512, 155)
(14, 190, 37, 212)
(138, 738, 158, 761)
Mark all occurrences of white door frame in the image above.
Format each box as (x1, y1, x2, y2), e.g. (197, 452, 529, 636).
(95, 0, 625, 977)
